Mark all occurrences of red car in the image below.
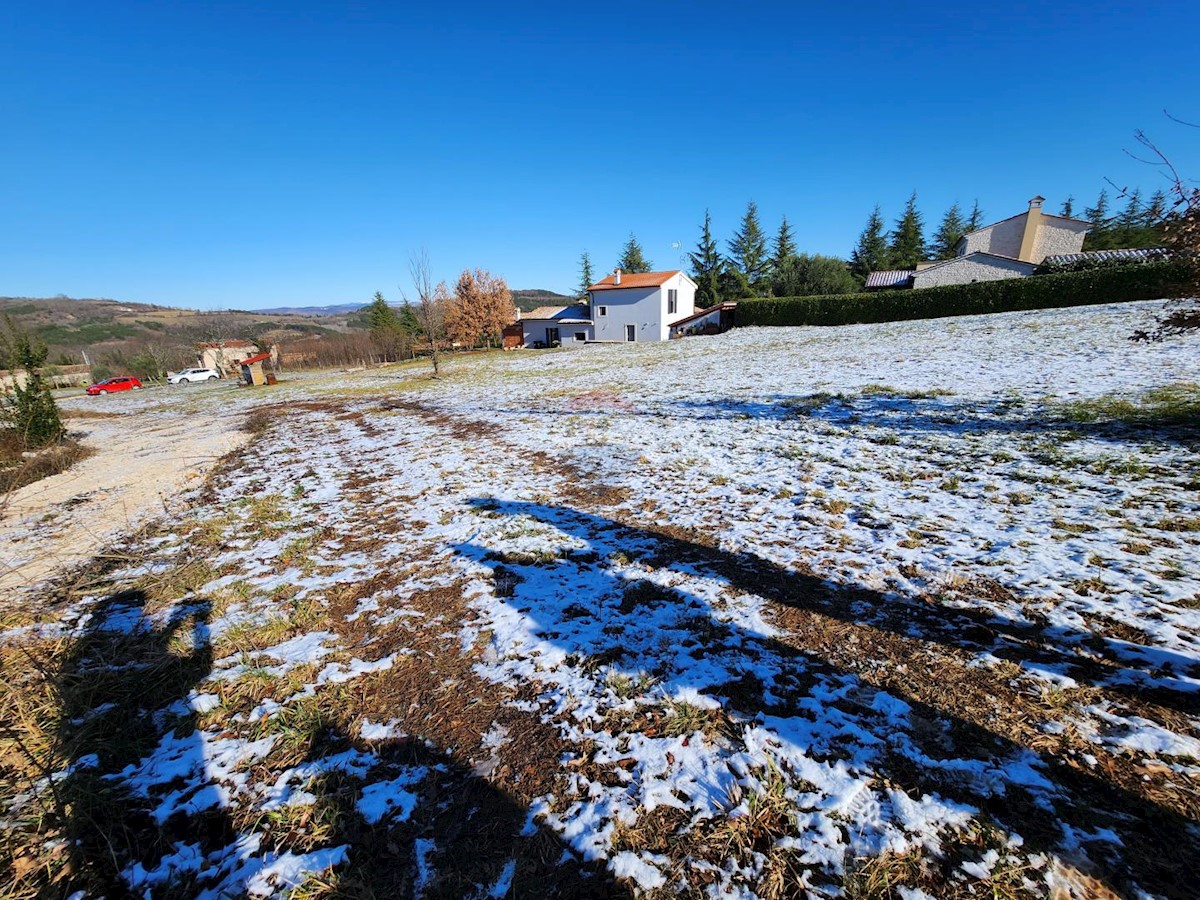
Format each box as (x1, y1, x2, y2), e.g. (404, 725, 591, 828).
(86, 376, 143, 396)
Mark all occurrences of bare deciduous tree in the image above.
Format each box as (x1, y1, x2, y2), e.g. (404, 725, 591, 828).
(1115, 113, 1200, 340)
(404, 250, 447, 376)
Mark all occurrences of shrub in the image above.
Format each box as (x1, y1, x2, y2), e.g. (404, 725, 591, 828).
(1, 317, 63, 448)
(735, 259, 1192, 328)
(770, 254, 858, 298)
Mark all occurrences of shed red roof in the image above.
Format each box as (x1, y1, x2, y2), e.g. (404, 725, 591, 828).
(589, 270, 682, 291)
(240, 352, 271, 365)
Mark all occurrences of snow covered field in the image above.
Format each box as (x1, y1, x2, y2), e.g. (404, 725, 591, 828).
(3, 300, 1198, 898)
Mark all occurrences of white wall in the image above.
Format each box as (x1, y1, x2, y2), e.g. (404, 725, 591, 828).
(912, 254, 1035, 288)
(590, 285, 659, 342)
(960, 215, 1026, 259)
(520, 320, 593, 349)
(589, 273, 696, 342)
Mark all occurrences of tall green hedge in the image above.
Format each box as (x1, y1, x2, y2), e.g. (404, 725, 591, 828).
(735, 260, 1191, 328)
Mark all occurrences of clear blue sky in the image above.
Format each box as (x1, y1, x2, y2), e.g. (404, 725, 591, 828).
(2, 1, 1197, 310)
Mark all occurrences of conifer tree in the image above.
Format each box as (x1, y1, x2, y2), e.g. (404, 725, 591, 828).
(1084, 189, 1111, 228)
(1060, 196, 1075, 218)
(617, 234, 652, 273)
(849, 205, 888, 282)
(931, 202, 966, 260)
(1, 316, 63, 447)
(1117, 188, 1144, 229)
(965, 200, 984, 233)
(728, 201, 769, 292)
(1083, 189, 1114, 250)
(578, 251, 594, 298)
(888, 192, 926, 268)
(717, 264, 752, 300)
(771, 215, 797, 270)
(689, 210, 724, 307)
(366, 291, 399, 333)
(366, 291, 408, 362)
(1144, 189, 1169, 226)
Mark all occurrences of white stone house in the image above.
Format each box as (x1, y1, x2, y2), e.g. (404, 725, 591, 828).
(910, 197, 1090, 288)
(516, 269, 699, 348)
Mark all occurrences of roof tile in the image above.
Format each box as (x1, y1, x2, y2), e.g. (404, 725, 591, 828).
(589, 270, 681, 291)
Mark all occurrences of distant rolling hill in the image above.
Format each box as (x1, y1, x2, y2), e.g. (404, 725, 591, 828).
(0, 296, 353, 368)
(250, 302, 367, 316)
(0, 289, 574, 370)
(511, 289, 576, 312)
(253, 290, 574, 316)
(254, 290, 578, 316)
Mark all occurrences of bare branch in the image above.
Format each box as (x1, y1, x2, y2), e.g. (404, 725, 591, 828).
(1164, 109, 1200, 129)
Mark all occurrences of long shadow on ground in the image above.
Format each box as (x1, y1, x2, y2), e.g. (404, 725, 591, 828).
(507, 392, 1200, 446)
(453, 498, 1200, 898)
(43, 580, 629, 897)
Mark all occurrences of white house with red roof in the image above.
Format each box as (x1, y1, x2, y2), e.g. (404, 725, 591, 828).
(588, 269, 697, 343)
(517, 269, 698, 348)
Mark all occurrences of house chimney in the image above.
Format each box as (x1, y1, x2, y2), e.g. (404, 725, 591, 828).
(1018, 195, 1045, 263)
(613, 268, 622, 286)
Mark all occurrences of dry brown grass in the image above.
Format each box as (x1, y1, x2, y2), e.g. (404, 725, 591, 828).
(0, 437, 94, 501)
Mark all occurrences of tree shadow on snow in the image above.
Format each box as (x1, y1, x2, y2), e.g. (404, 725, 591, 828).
(514, 392, 1199, 447)
(450, 497, 1200, 898)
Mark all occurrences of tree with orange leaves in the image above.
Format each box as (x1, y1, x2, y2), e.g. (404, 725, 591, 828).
(445, 268, 515, 349)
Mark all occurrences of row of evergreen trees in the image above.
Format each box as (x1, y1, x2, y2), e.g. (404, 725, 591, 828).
(1076, 188, 1169, 250)
(579, 185, 1172, 307)
(580, 202, 857, 308)
(848, 188, 1169, 280)
(849, 194, 985, 279)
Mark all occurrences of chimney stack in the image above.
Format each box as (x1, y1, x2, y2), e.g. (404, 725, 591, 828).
(1018, 195, 1045, 263)
(613, 268, 622, 286)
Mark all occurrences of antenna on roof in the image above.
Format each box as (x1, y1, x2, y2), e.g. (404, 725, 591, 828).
(671, 240, 684, 267)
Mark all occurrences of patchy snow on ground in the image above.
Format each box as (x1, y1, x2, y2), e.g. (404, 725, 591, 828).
(4, 301, 1198, 898)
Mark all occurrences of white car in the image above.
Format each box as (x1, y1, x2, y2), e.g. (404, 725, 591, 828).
(168, 368, 221, 384)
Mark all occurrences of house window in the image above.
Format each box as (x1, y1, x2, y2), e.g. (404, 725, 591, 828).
(667, 289, 677, 315)
(573, 331, 587, 342)
(597, 305, 607, 316)
(625, 324, 636, 342)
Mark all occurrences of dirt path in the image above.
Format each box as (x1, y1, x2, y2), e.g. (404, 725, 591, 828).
(0, 405, 249, 603)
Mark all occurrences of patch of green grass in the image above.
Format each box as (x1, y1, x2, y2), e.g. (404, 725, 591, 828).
(221, 615, 293, 651)
(1087, 455, 1150, 478)
(1054, 382, 1200, 431)
(939, 475, 962, 493)
(782, 392, 834, 416)
(257, 692, 338, 766)
(606, 671, 655, 701)
(857, 384, 953, 400)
